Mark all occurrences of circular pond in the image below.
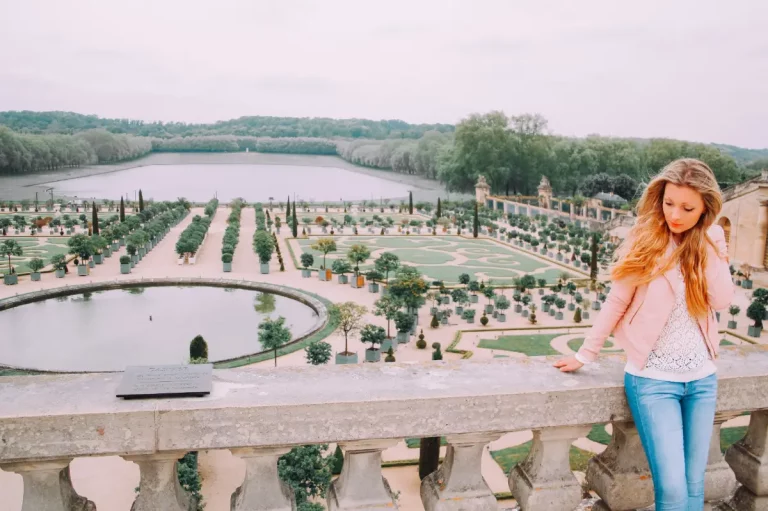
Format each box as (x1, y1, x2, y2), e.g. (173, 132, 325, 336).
(0, 285, 322, 372)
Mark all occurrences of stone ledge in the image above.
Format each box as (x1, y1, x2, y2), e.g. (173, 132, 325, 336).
(1, 347, 767, 463)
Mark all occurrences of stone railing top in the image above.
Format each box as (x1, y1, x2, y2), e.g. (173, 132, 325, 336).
(1, 347, 767, 463)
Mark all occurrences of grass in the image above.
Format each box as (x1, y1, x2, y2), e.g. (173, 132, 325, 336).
(491, 442, 594, 473)
(587, 424, 612, 445)
(721, 426, 747, 453)
(404, 437, 448, 449)
(567, 338, 616, 352)
(477, 334, 561, 356)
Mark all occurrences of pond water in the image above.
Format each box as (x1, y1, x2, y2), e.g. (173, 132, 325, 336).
(0, 286, 320, 372)
(42, 164, 412, 202)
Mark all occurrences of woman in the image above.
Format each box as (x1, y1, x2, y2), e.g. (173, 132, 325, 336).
(554, 158, 734, 510)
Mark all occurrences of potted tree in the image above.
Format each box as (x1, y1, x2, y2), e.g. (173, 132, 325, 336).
(468, 281, 480, 303)
(347, 244, 371, 288)
(555, 297, 566, 320)
(1, 240, 22, 285)
(462, 308, 476, 324)
(51, 254, 67, 278)
(440, 307, 452, 325)
(521, 295, 532, 317)
(495, 295, 511, 322)
(727, 305, 741, 330)
(300, 253, 314, 278)
(366, 270, 383, 293)
(537, 278, 547, 295)
(127, 244, 138, 267)
(332, 302, 367, 364)
(741, 264, 754, 289)
(29, 257, 45, 281)
(394, 311, 414, 343)
(67, 234, 94, 276)
(374, 252, 400, 286)
(483, 286, 496, 314)
(222, 253, 233, 272)
(120, 255, 131, 274)
(332, 259, 352, 284)
(416, 330, 427, 349)
(310, 238, 336, 281)
(361, 324, 386, 362)
(254, 230, 274, 274)
(747, 301, 765, 338)
(452, 289, 469, 316)
(91, 234, 108, 265)
(373, 295, 402, 340)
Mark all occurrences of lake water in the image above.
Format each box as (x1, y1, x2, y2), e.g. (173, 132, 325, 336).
(42, 164, 413, 202)
(0, 286, 321, 372)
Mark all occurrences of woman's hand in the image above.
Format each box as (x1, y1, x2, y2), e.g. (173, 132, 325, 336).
(553, 356, 584, 372)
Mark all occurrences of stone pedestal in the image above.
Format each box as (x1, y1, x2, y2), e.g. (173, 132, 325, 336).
(421, 432, 501, 511)
(726, 410, 768, 511)
(509, 425, 590, 511)
(230, 447, 295, 511)
(328, 439, 399, 510)
(705, 413, 739, 510)
(124, 452, 197, 511)
(1, 459, 95, 511)
(586, 421, 653, 510)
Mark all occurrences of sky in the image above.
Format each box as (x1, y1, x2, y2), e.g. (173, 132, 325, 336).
(0, 0, 766, 148)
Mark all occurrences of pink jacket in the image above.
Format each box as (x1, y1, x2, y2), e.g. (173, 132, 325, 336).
(577, 224, 734, 368)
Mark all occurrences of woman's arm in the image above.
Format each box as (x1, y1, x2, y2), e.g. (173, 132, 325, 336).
(574, 276, 637, 363)
(705, 224, 734, 310)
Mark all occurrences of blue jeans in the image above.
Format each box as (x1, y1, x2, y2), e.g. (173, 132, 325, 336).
(624, 372, 718, 511)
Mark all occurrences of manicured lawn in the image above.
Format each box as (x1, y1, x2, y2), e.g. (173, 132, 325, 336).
(567, 338, 616, 352)
(587, 424, 612, 445)
(404, 437, 448, 449)
(491, 442, 594, 473)
(478, 334, 560, 356)
(721, 426, 746, 453)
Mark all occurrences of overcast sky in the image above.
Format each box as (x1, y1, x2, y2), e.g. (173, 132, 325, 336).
(0, 0, 766, 148)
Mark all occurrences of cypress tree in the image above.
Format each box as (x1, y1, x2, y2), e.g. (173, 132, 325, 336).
(286, 196, 290, 214)
(436, 197, 441, 218)
(138, 190, 144, 212)
(409, 191, 413, 215)
(92, 202, 99, 235)
(590, 233, 599, 281)
(291, 201, 298, 238)
(119, 197, 125, 222)
(473, 202, 479, 238)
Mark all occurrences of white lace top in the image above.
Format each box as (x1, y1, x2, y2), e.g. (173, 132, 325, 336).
(625, 263, 717, 382)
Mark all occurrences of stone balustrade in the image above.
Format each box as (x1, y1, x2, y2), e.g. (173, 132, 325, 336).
(1, 347, 767, 510)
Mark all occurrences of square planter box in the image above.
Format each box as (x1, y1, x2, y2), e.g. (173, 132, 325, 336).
(223, 262, 232, 272)
(338, 275, 349, 285)
(396, 331, 409, 343)
(549, 309, 556, 317)
(260, 263, 270, 274)
(748, 326, 762, 338)
(103, 248, 111, 258)
(138, 248, 146, 258)
(88, 260, 95, 268)
(368, 283, 379, 293)
(381, 339, 397, 353)
(77, 265, 88, 276)
(430, 307, 439, 315)
(335, 353, 358, 365)
(3, 274, 18, 285)
(514, 304, 522, 313)
(465, 317, 475, 324)
(538, 289, 545, 295)
(301, 269, 312, 278)
(441, 316, 448, 325)
(727, 320, 737, 329)
(120, 264, 131, 274)
(522, 310, 529, 318)
(592, 302, 601, 310)
(485, 305, 494, 314)
(94, 254, 104, 264)
(31, 272, 41, 281)
(350, 275, 365, 288)
(568, 303, 575, 311)
(583, 311, 590, 320)
(442, 296, 451, 304)
(365, 349, 381, 363)
(542, 304, 550, 312)
(742, 280, 753, 289)
(455, 306, 464, 315)
(498, 313, 506, 322)
(492, 310, 498, 318)
(470, 295, 479, 303)
(55, 269, 65, 278)
(556, 312, 564, 320)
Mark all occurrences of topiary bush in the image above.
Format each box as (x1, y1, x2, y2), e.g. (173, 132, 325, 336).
(480, 313, 489, 326)
(430, 314, 439, 329)
(189, 335, 208, 361)
(416, 330, 427, 349)
(385, 347, 396, 362)
(574, 307, 582, 323)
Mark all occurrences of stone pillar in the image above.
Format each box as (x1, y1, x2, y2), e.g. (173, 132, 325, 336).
(704, 413, 739, 511)
(725, 410, 768, 510)
(586, 421, 653, 511)
(610, 209, 616, 220)
(1, 459, 95, 511)
(509, 425, 590, 511)
(569, 209, 574, 221)
(751, 200, 768, 269)
(124, 452, 197, 511)
(421, 432, 501, 511)
(327, 439, 399, 511)
(230, 447, 295, 511)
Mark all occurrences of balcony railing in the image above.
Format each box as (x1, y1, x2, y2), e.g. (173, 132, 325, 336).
(1, 347, 767, 510)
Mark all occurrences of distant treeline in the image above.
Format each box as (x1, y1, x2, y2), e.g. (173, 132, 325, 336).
(0, 111, 453, 140)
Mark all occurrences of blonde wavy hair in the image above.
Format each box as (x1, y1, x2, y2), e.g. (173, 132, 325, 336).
(612, 158, 722, 318)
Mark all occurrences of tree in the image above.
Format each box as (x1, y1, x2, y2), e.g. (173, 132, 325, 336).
(305, 341, 332, 365)
(332, 302, 368, 355)
(28, 257, 45, 273)
(752, 289, 768, 307)
(310, 238, 337, 269)
(292, 201, 298, 238)
(409, 191, 413, 214)
(458, 273, 471, 287)
(388, 266, 429, 312)
(258, 316, 292, 367)
(430, 314, 439, 328)
(300, 253, 314, 269)
(360, 324, 386, 352)
(91, 202, 99, 235)
(590, 233, 599, 281)
(67, 234, 94, 263)
(747, 301, 765, 329)
(278, 445, 333, 506)
(286, 196, 290, 215)
(50, 253, 67, 271)
(119, 197, 125, 222)
(189, 335, 209, 362)
(138, 189, 144, 212)
(374, 295, 402, 338)
(574, 307, 582, 323)
(347, 244, 371, 277)
(253, 230, 275, 263)
(729, 304, 741, 322)
(374, 252, 400, 283)
(0, 240, 23, 273)
(436, 197, 442, 218)
(473, 202, 479, 238)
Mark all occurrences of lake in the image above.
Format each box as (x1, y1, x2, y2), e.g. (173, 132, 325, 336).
(0, 286, 321, 372)
(41, 164, 413, 203)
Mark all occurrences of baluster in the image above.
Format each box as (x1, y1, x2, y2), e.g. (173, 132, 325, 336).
(230, 447, 295, 511)
(327, 439, 398, 510)
(586, 421, 653, 511)
(123, 452, 196, 511)
(509, 425, 590, 511)
(1, 459, 95, 511)
(421, 432, 501, 510)
(725, 410, 768, 511)
(704, 413, 739, 510)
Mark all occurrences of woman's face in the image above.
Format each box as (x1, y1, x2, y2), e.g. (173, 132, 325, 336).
(663, 183, 705, 235)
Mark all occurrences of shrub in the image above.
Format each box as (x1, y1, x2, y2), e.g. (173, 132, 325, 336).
(300, 252, 314, 269)
(430, 314, 439, 329)
(432, 344, 443, 361)
(189, 335, 208, 360)
(431, 342, 440, 350)
(28, 257, 45, 273)
(394, 311, 415, 333)
(222, 253, 233, 263)
(574, 307, 582, 323)
(480, 313, 489, 326)
(385, 347, 396, 362)
(119, 255, 131, 264)
(747, 301, 766, 329)
(416, 338, 427, 349)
